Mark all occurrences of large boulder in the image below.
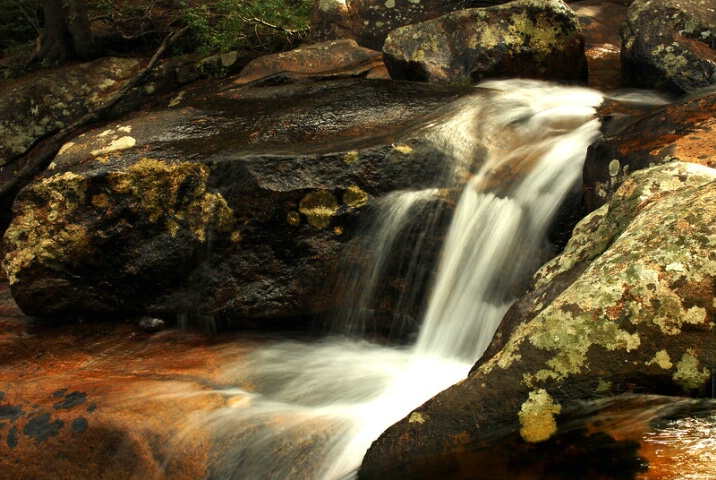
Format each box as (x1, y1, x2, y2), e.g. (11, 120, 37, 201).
(382, 0, 588, 84)
(360, 161, 716, 477)
(620, 0, 716, 94)
(309, 0, 506, 50)
(584, 87, 716, 211)
(1, 78, 489, 325)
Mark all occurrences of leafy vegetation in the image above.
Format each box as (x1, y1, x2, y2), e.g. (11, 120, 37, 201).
(0, 0, 313, 75)
(0, 0, 41, 57)
(182, 0, 312, 54)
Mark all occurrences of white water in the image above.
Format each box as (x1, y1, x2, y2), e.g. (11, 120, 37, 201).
(179, 80, 606, 479)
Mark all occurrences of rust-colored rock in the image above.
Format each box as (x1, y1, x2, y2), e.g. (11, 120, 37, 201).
(584, 87, 716, 211)
(233, 39, 388, 86)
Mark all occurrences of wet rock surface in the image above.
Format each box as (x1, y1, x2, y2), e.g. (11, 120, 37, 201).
(382, 0, 587, 85)
(572, 0, 629, 91)
(360, 161, 716, 476)
(621, 0, 716, 94)
(584, 87, 716, 211)
(2, 78, 487, 326)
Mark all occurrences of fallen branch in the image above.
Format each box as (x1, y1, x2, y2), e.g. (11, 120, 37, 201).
(0, 25, 190, 200)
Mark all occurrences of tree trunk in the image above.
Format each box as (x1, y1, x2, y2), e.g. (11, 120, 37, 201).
(39, 0, 69, 65)
(67, 0, 94, 59)
(37, 0, 94, 66)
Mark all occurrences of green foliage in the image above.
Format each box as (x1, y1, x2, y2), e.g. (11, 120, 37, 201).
(0, 0, 41, 56)
(181, 0, 312, 54)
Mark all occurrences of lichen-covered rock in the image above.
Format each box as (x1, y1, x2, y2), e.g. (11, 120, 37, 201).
(382, 0, 587, 84)
(360, 161, 716, 476)
(620, 0, 716, 94)
(1, 78, 485, 324)
(309, 0, 494, 51)
(584, 87, 716, 211)
(0, 57, 141, 167)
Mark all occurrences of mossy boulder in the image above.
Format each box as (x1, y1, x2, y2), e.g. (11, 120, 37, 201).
(620, 0, 716, 94)
(1, 78, 487, 326)
(382, 0, 587, 84)
(309, 0, 502, 51)
(360, 161, 716, 477)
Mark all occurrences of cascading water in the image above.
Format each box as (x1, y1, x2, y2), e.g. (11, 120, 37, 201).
(175, 80, 606, 479)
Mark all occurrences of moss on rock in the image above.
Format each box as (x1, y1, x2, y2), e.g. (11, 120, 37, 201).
(109, 158, 235, 241)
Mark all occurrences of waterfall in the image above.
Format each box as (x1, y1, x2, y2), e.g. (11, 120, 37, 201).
(174, 80, 606, 479)
(417, 80, 604, 361)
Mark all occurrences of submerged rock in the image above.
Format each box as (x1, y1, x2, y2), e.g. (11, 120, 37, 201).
(382, 0, 587, 84)
(360, 161, 716, 476)
(620, 0, 716, 94)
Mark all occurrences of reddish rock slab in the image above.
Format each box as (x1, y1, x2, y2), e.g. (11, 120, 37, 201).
(0, 279, 255, 480)
(233, 39, 389, 86)
(584, 87, 716, 211)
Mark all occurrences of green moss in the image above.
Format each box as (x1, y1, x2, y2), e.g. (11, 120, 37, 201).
(2, 172, 91, 284)
(673, 352, 710, 392)
(299, 190, 339, 229)
(518, 389, 561, 443)
(110, 157, 235, 241)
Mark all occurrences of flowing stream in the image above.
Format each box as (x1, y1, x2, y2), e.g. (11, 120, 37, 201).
(180, 80, 609, 479)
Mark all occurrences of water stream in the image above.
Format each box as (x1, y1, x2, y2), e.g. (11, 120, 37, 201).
(178, 80, 609, 479)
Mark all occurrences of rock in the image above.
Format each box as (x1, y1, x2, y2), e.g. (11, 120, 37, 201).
(308, 0, 355, 44)
(571, 0, 630, 91)
(0, 57, 142, 167)
(382, 0, 588, 84)
(309, 0, 489, 51)
(584, 87, 716, 211)
(1, 78, 486, 325)
(0, 279, 232, 480)
(233, 39, 388, 86)
(620, 0, 716, 94)
(360, 161, 716, 476)
(136, 316, 168, 332)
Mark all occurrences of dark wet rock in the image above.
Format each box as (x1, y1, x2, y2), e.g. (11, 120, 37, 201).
(620, 0, 716, 94)
(382, 0, 587, 84)
(360, 161, 716, 476)
(1, 78, 487, 325)
(233, 39, 388, 86)
(584, 87, 716, 211)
